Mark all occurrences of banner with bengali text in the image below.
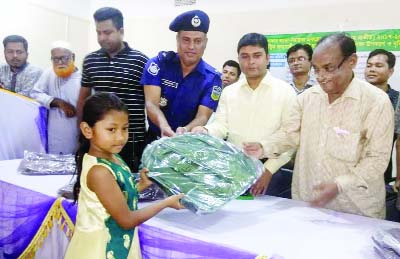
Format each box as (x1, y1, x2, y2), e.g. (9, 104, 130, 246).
(267, 29, 400, 91)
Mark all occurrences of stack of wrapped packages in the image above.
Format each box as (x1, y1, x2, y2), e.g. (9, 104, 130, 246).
(142, 133, 263, 214)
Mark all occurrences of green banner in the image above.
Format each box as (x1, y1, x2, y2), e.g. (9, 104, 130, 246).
(266, 29, 400, 53)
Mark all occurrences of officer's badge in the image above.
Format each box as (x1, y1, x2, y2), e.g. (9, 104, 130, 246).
(160, 97, 168, 107)
(211, 85, 222, 101)
(191, 15, 201, 27)
(148, 62, 160, 76)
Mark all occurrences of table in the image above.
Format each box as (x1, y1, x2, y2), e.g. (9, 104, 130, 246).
(0, 159, 74, 259)
(1, 159, 399, 259)
(0, 89, 47, 160)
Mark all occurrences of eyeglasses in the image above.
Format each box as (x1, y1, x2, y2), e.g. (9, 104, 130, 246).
(51, 56, 71, 63)
(313, 56, 349, 77)
(287, 56, 308, 64)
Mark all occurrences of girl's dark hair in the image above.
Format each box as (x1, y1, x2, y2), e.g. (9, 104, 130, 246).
(73, 92, 128, 202)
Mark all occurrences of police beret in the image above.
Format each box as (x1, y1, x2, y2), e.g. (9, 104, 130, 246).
(169, 10, 210, 33)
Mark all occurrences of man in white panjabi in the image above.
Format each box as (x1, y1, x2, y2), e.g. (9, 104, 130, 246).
(30, 41, 81, 154)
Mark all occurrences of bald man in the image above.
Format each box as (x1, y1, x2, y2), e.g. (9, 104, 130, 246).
(30, 41, 81, 154)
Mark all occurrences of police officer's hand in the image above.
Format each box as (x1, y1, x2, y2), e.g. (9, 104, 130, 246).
(191, 126, 208, 134)
(176, 127, 188, 135)
(161, 126, 175, 137)
(250, 169, 272, 196)
(243, 142, 264, 159)
(310, 182, 339, 207)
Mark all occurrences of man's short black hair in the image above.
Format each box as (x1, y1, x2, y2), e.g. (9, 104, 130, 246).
(237, 33, 268, 54)
(3, 35, 28, 52)
(286, 43, 313, 60)
(223, 60, 241, 77)
(367, 49, 396, 69)
(93, 7, 124, 30)
(316, 32, 356, 58)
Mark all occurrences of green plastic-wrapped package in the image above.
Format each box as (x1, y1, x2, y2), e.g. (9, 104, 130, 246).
(142, 133, 263, 214)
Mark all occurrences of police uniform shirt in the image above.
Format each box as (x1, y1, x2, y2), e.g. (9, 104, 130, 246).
(141, 51, 222, 136)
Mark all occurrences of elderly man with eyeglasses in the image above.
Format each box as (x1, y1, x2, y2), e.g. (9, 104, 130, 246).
(244, 33, 394, 219)
(30, 41, 81, 155)
(286, 43, 315, 95)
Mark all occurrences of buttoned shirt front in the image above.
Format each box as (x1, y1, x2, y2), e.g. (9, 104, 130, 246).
(141, 51, 222, 137)
(263, 77, 394, 218)
(205, 72, 296, 174)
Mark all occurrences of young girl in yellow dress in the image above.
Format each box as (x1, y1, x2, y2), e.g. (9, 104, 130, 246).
(64, 93, 184, 259)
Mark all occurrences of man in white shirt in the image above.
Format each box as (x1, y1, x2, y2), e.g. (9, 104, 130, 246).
(193, 33, 296, 197)
(30, 41, 81, 154)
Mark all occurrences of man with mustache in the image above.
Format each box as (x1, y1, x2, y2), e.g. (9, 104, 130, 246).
(0, 35, 42, 97)
(141, 10, 222, 143)
(30, 41, 80, 155)
(244, 33, 394, 219)
(221, 60, 241, 88)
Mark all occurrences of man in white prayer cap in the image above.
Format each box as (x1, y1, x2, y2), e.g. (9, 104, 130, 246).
(30, 40, 81, 154)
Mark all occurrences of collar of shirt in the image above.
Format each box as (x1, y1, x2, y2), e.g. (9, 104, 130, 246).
(311, 76, 361, 103)
(10, 62, 28, 74)
(289, 77, 316, 94)
(386, 84, 398, 96)
(238, 71, 273, 91)
(99, 41, 132, 57)
(174, 53, 207, 76)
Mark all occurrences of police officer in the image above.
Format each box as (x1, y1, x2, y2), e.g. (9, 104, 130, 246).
(141, 10, 222, 142)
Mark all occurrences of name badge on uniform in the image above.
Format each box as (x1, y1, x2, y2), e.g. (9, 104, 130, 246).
(161, 78, 179, 89)
(211, 85, 222, 101)
(148, 62, 160, 76)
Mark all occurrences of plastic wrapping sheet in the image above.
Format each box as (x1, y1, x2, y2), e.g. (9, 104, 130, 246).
(142, 133, 263, 214)
(373, 228, 400, 259)
(138, 184, 166, 202)
(17, 151, 76, 175)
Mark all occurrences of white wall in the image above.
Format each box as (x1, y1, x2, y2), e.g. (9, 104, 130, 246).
(114, 0, 400, 74)
(0, 0, 90, 70)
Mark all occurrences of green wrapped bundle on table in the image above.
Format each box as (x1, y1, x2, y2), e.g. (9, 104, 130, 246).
(142, 133, 263, 214)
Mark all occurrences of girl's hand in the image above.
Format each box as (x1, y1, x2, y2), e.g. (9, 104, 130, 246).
(137, 168, 153, 192)
(166, 193, 185, 210)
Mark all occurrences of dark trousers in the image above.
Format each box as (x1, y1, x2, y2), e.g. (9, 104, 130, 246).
(264, 168, 293, 199)
(119, 141, 145, 173)
(386, 185, 400, 222)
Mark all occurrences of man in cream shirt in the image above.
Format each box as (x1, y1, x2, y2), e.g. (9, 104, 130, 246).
(193, 33, 296, 197)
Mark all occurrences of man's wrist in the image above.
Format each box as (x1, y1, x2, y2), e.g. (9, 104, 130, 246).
(50, 98, 61, 108)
